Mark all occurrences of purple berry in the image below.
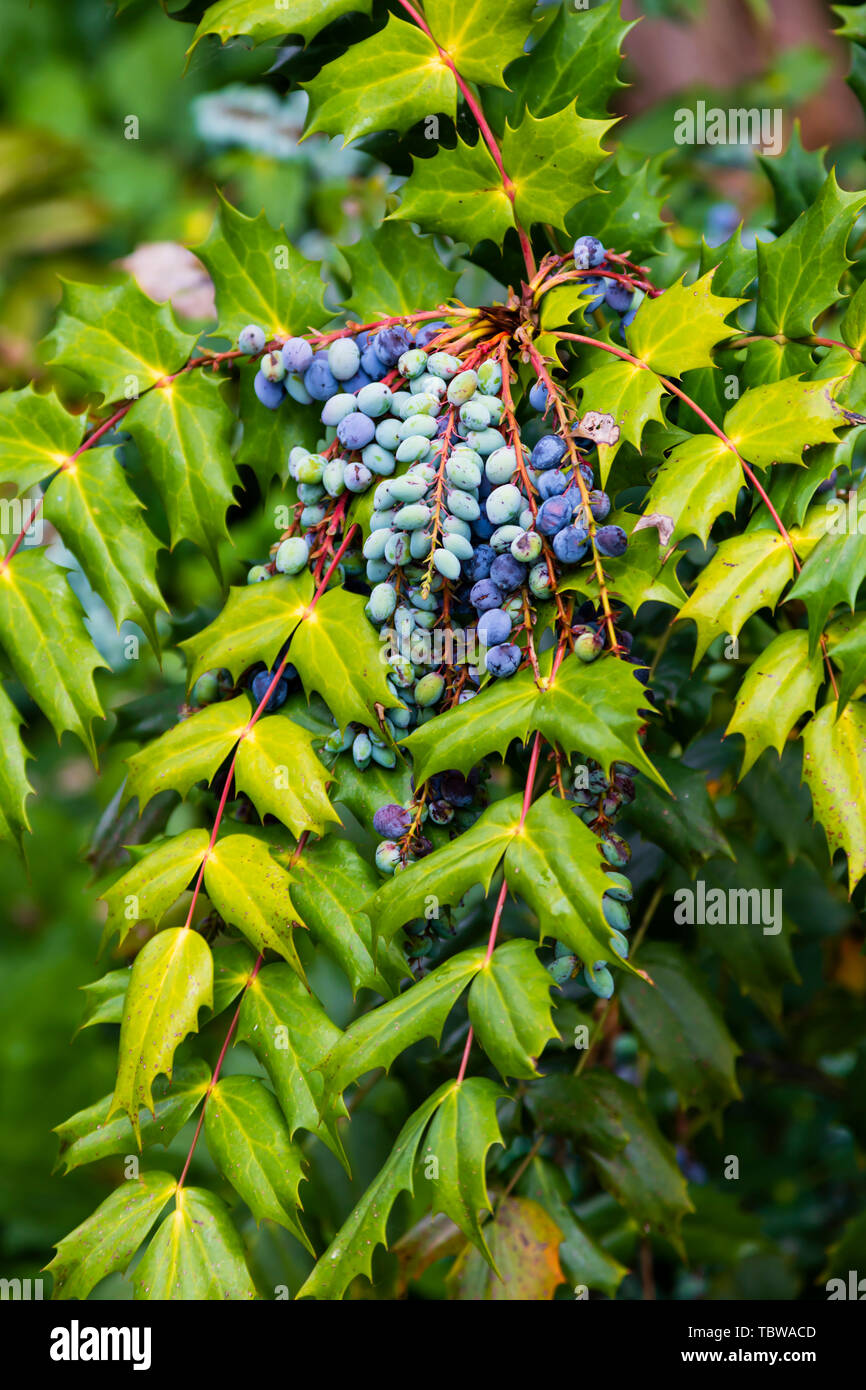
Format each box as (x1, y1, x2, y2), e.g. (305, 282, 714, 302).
(486, 643, 522, 678)
(374, 326, 413, 366)
(469, 578, 503, 612)
(337, 412, 376, 450)
(477, 607, 512, 646)
(304, 359, 339, 401)
(253, 371, 285, 410)
(531, 434, 568, 472)
(489, 553, 524, 592)
(281, 337, 313, 373)
(373, 804, 413, 838)
(595, 524, 628, 558)
(573, 235, 606, 269)
(537, 495, 572, 536)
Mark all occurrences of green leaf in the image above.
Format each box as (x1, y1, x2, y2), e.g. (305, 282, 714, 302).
(575, 358, 667, 482)
(619, 944, 741, 1116)
(237, 963, 349, 1166)
(0, 548, 107, 759)
(47, 1172, 177, 1300)
(110, 927, 213, 1142)
(403, 652, 666, 788)
(205, 1075, 311, 1251)
(211, 939, 258, 1015)
(699, 226, 758, 299)
(126, 698, 248, 809)
(133, 1187, 258, 1299)
(189, 0, 373, 52)
(44, 447, 165, 648)
(237, 363, 321, 489)
(502, 105, 614, 232)
(506, 792, 629, 970)
(331, 755, 413, 829)
(180, 570, 314, 690)
(758, 120, 827, 234)
(127, 371, 239, 570)
(297, 1083, 452, 1301)
(370, 795, 523, 943)
(235, 711, 339, 839)
(526, 1073, 693, 1254)
(100, 829, 210, 949)
(506, 0, 635, 119)
(425, 0, 537, 86)
(627, 270, 744, 375)
(42, 279, 197, 402)
(290, 836, 406, 996)
(468, 939, 556, 1080)
(802, 699, 866, 894)
(289, 586, 401, 729)
(754, 171, 866, 337)
(644, 434, 742, 546)
(445, 1195, 566, 1299)
(0, 386, 84, 494)
(677, 532, 795, 665)
(0, 685, 33, 849)
(520, 1156, 626, 1298)
(75, 967, 130, 1034)
(840, 273, 866, 354)
(826, 610, 866, 711)
(723, 374, 847, 468)
(560, 523, 687, 616)
(566, 154, 669, 262)
(391, 136, 514, 250)
(302, 15, 457, 146)
(195, 195, 328, 340)
(339, 221, 459, 324)
(725, 631, 824, 775)
(319, 947, 486, 1097)
(789, 490, 866, 650)
(54, 1061, 210, 1175)
(626, 753, 734, 870)
(424, 1077, 504, 1259)
(205, 833, 308, 972)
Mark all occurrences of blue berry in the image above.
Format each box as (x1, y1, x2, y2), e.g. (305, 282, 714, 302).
(470, 578, 504, 612)
(304, 359, 339, 401)
(489, 553, 524, 592)
(537, 469, 568, 500)
(415, 321, 448, 348)
(595, 524, 628, 558)
(465, 544, 495, 582)
(253, 372, 284, 410)
(573, 235, 606, 270)
(337, 412, 376, 450)
(486, 643, 522, 678)
(529, 379, 549, 411)
(531, 435, 568, 471)
(281, 337, 313, 373)
(588, 489, 611, 521)
(537, 495, 572, 536)
(374, 326, 413, 366)
(239, 324, 266, 355)
(373, 804, 413, 837)
(604, 280, 634, 313)
(251, 668, 289, 711)
(552, 525, 589, 564)
(477, 607, 512, 646)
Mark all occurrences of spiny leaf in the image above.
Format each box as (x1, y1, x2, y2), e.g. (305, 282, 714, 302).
(802, 699, 866, 895)
(195, 195, 328, 340)
(319, 947, 487, 1098)
(619, 944, 741, 1116)
(126, 698, 249, 810)
(627, 270, 744, 375)
(331, 755, 413, 829)
(0, 685, 33, 849)
(826, 610, 866, 712)
(391, 136, 514, 250)
(502, 105, 614, 232)
(180, 569, 314, 690)
(506, 0, 635, 119)
(42, 279, 197, 402)
(468, 939, 557, 1080)
(205, 1075, 312, 1251)
(0, 547, 107, 760)
(189, 0, 373, 52)
(723, 374, 847, 468)
(424, 0, 537, 87)
(296, 1083, 452, 1301)
(301, 15, 457, 146)
(133, 1187, 258, 1300)
(424, 1077, 504, 1260)
(725, 630, 824, 776)
(520, 1156, 627, 1298)
(445, 1195, 566, 1300)
(644, 434, 742, 547)
(789, 489, 866, 651)
(339, 221, 459, 324)
(699, 225, 758, 299)
(575, 358, 667, 482)
(44, 447, 166, 648)
(566, 153, 669, 262)
(46, 1172, 177, 1300)
(758, 120, 828, 234)
(54, 1061, 210, 1175)
(625, 753, 734, 871)
(110, 927, 213, 1142)
(561, 525, 687, 616)
(0, 386, 84, 494)
(289, 586, 401, 730)
(99, 829, 210, 950)
(677, 532, 795, 665)
(234, 711, 339, 839)
(75, 967, 130, 1034)
(754, 170, 866, 337)
(204, 833, 308, 973)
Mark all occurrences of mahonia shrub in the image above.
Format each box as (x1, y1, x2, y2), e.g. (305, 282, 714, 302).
(2, 1, 865, 1300)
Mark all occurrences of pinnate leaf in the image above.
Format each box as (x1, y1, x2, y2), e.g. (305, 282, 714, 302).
(424, 1077, 504, 1259)
(627, 270, 744, 375)
(725, 630, 824, 775)
(180, 570, 313, 690)
(468, 938, 557, 1080)
(802, 699, 866, 894)
(47, 1172, 176, 1300)
(133, 1187, 258, 1300)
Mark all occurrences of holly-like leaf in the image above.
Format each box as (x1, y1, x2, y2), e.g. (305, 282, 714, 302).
(289, 586, 402, 729)
(331, 755, 413, 829)
(826, 610, 866, 712)
(0, 685, 33, 849)
(99, 829, 210, 949)
(802, 699, 866, 895)
(758, 120, 828, 234)
(125, 699, 249, 810)
(47, 1172, 177, 1301)
(133, 1187, 258, 1300)
(296, 1083, 451, 1301)
(42, 279, 197, 402)
(204, 833, 308, 972)
(195, 195, 328, 340)
(0, 386, 83, 495)
(391, 136, 514, 250)
(725, 631, 824, 775)
(575, 358, 667, 482)
(237, 963, 349, 1166)
(44, 447, 166, 648)
(619, 944, 741, 1116)
(234, 711, 339, 839)
(180, 570, 314, 690)
(560, 523, 687, 616)
(75, 967, 130, 1034)
(189, 0, 373, 52)
(627, 270, 744, 375)
(501, 105, 614, 232)
(445, 1195, 565, 1300)
(370, 795, 523, 943)
(644, 434, 742, 546)
(468, 939, 557, 1080)
(424, 0, 537, 87)
(723, 374, 847, 468)
(754, 171, 866, 337)
(677, 532, 795, 665)
(110, 927, 213, 1142)
(319, 947, 487, 1098)
(204, 1075, 312, 1251)
(626, 753, 734, 870)
(506, 0, 635, 119)
(54, 1061, 211, 1175)
(699, 226, 758, 299)
(290, 836, 406, 996)
(339, 221, 459, 324)
(789, 490, 866, 651)
(0, 547, 107, 760)
(127, 371, 239, 570)
(211, 939, 258, 1015)
(566, 154, 669, 262)
(302, 15, 457, 146)
(520, 1156, 627, 1298)
(424, 1077, 504, 1260)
